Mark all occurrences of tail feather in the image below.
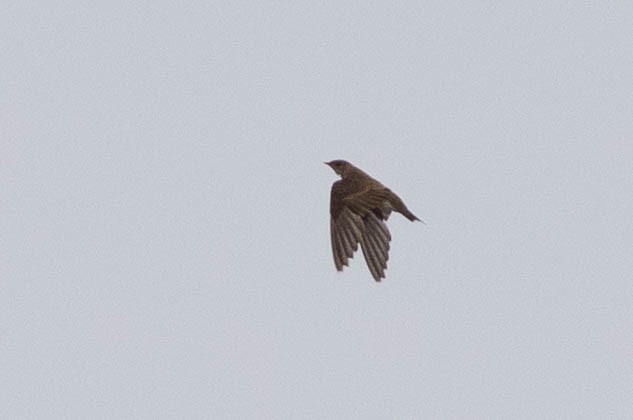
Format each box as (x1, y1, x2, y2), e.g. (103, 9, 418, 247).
(386, 190, 423, 222)
(402, 208, 421, 222)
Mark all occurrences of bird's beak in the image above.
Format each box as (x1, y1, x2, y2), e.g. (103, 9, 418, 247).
(324, 161, 331, 167)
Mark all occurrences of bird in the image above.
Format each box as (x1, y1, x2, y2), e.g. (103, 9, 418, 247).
(325, 159, 422, 282)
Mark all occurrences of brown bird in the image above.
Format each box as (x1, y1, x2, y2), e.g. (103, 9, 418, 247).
(325, 160, 422, 282)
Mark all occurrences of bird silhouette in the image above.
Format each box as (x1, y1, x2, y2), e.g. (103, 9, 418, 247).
(325, 160, 422, 281)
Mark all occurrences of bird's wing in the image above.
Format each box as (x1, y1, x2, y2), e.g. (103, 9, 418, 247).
(359, 211, 391, 281)
(330, 207, 364, 271)
(342, 187, 391, 217)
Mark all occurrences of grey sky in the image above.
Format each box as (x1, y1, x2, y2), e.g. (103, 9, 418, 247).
(2, 1, 633, 418)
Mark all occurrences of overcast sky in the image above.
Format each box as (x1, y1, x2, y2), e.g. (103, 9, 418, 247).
(3, 1, 633, 418)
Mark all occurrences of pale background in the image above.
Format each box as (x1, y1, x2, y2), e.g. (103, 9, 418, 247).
(2, 1, 633, 418)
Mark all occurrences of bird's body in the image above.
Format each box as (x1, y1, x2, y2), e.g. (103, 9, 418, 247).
(325, 160, 421, 282)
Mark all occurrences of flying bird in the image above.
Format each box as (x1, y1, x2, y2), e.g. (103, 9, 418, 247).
(325, 160, 422, 282)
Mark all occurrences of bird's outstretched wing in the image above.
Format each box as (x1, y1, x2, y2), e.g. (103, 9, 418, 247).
(330, 183, 393, 280)
(330, 207, 364, 271)
(360, 211, 391, 281)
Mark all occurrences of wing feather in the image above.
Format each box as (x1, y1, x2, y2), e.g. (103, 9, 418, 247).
(330, 219, 344, 270)
(330, 208, 364, 272)
(360, 212, 391, 281)
(343, 188, 391, 216)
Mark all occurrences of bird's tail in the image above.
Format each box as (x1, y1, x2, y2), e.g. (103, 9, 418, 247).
(387, 190, 424, 223)
(402, 208, 422, 222)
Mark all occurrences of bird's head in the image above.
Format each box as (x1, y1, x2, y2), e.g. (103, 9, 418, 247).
(324, 160, 353, 177)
